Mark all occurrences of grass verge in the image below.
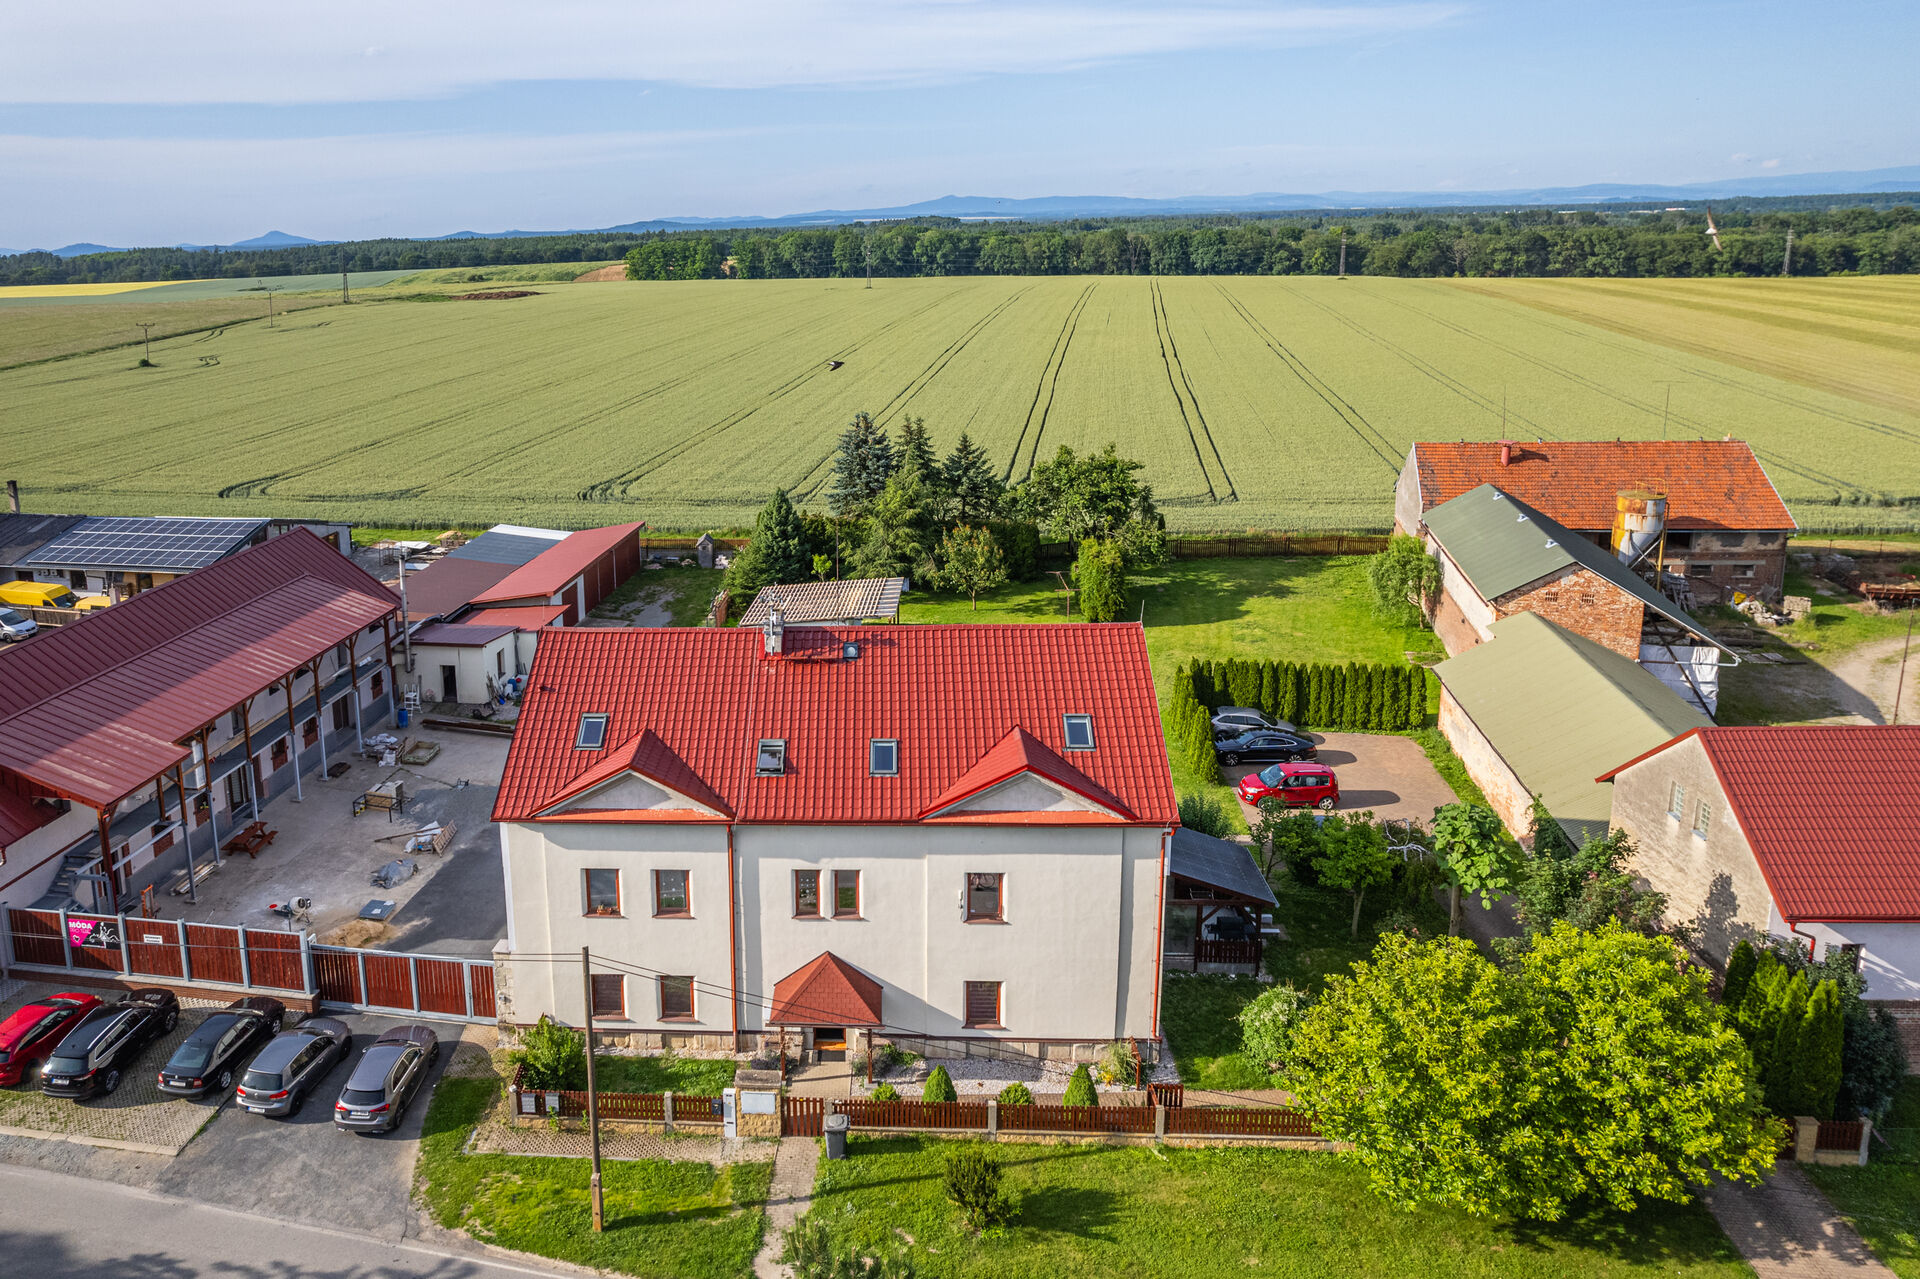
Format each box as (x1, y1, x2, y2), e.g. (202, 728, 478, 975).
(804, 1135, 1750, 1278)
(595, 1053, 738, 1095)
(416, 1075, 772, 1278)
(1805, 1079, 1920, 1279)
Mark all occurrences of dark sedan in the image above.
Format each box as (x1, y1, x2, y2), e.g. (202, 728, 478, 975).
(334, 1024, 439, 1134)
(40, 989, 179, 1100)
(157, 997, 285, 1098)
(1213, 727, 1318, 767)
(238, 1017, 353, 1117)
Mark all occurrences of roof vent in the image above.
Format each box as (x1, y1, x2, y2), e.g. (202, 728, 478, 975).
(763, 603, 784, 656)
(1499, 440, 1516, 466)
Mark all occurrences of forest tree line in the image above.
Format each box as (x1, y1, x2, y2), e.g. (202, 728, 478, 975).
(8, 200, 1920, 286)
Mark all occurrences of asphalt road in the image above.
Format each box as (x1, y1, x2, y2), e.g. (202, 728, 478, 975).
(0, 1162, 578, 1278)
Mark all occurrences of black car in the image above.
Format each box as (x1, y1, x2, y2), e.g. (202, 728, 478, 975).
(237, 1017, 353, 1117)
(1213, 727, 1318, 767)
(156, 997, 285, 1098)
(1210, 706, 1301, 738)
(334, 1024, 439, 1134)
(40, 989, 180, 1099)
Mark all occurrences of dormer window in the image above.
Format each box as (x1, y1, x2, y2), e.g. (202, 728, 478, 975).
(870, 739, 898, 776)
(574, 713, 608, 750)
(1062, 714, 1094, 751)
(757, 739, 787, 776)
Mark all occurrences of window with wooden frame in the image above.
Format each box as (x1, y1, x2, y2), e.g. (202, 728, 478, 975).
(270, 738, 289, 768)
(653, 869, 690, 917)
(302, 717, 319, 746)
(1692, 800, 1712, 837)
(966, 873, 1003, 922)
(589, 973, 625, 1019)
(332, 698, 352, 730)
(659, 975, 694, 1021)
(833, 870, 860, 919)
(794, 870, 821, 917)
(964, 981, 1002, 1029)
(1667, 781, 1685, 819)
(583, 868, 621, 917)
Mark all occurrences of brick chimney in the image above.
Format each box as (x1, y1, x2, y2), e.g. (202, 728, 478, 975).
(1498, 440, 1515, 466)
(762, 603, 785, 656)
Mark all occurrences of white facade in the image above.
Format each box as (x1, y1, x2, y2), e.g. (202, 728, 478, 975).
(411, 636, 514, 705)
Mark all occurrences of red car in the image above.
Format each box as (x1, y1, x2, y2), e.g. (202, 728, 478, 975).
(0, 992, 101, 1087)
(1237, 761, 1340, 811)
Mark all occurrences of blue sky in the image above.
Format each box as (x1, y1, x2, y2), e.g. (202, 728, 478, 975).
(4, 0, 1915, 247)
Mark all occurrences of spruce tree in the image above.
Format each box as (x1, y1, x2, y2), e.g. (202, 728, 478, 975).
(828, 411, 895, 516)
(942, 431, 1003, 524)
(723, 488, 812, 606)
(896, 414, 937, 482)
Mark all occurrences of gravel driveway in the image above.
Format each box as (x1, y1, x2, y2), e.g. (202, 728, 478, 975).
(1228, 731, 1456, 828)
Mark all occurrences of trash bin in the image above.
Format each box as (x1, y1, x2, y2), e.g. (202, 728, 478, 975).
(823, 1112, 850, 1160)
(396, 708, 409, 728)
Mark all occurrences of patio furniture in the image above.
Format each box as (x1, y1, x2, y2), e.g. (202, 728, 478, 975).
(222, 820, 277, 859)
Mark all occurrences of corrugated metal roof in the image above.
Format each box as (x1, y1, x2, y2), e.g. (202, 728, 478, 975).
(444, 526, 569, 567)
(409, 622, 516, 647)
(396, 557, 517, 620)
(493, 623, 1177, 827)
(0, 787, 61, 848)
(467, 604, 568, 630)
(1601, 726, 1920, 922)
(1168, 827, 1277, 905)
(1436, 613, 1711, 843)
(470, 523, 646, 604)
(0, 513, 87, 567)
(739, 578, 906, 626)
(0, 530, 398, 809)
(1414, 440, 1796, 531)
(1424, 484, 1724, 646)
(769, 952, 884, 1026)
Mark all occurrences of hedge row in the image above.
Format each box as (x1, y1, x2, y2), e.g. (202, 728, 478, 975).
(1186, 657, 1429, 733)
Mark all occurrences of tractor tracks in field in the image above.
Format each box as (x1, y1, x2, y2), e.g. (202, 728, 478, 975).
(1005, 282, 1095, 484)
(1212, 282, 1401, 474)
(873, 284, 1035, 427)
(1151, 280, 1236, 503)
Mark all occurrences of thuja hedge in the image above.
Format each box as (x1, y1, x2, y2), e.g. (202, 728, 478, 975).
(1170, 657, 1430, 786)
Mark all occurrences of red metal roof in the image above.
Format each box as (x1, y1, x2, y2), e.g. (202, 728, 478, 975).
(468, 604, 568, 630)
(769, 952, 884, 1026)
(1601, 725, 1920, 922)
(469, 523, 645, 605)
(920, 726, 1134, 819)
(0, 530, 398, 809)
(0, 787, 60, 848)
(492, 623, 1177, 827)
(394, 556, 517, 620)
(1413, 440, 1795, 531)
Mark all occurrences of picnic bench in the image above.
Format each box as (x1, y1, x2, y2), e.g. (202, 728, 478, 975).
(222, 820, 277, 859)
(353, 782, 406, 820)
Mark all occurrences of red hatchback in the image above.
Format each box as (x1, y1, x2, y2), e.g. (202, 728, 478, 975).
(1237, 761, 1340, 811)
(0, 992, 101, 1087)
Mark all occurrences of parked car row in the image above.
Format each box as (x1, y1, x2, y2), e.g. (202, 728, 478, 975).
(1208, 707, 1342, 810)
(0, 988, 440, 1134)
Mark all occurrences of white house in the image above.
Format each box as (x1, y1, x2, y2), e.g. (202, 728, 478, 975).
(490, 615, 1180, 1064)
(1599, 725, 1920, 1064)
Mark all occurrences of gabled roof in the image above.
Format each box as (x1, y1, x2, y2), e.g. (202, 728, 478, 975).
(493, 624, 1177, 826)
(444, 525, 569, 567)
(1599, 725, 1920, 922)
(0, 530, 397, 809)
(1436, 613, 1712, 844)
(409, 622, 517, 648)
(769, 952, 884, 1026)
(469, 522, 645, 605)
(1412, 440, 1796, 531)
(919, 726, 1134, 820)
(1425, 484, 1726, 648)
(541, 729, 732, 819)
(1168, 826, 1277, 906)
(0, 787, 60, 848)
(740, 578, 905, 627)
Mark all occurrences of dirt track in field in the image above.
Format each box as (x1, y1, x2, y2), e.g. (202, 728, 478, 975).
(574, 264, 627, 282)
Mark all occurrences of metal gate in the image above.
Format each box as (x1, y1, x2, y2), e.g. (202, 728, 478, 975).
(310, 942, 495, 1023)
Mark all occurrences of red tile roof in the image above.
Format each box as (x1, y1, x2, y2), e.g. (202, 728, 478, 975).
(469, 522, 645, 605)
(920, 726, 1133, 819)
(468, 604, 569, 630)
(0, 530, 397, 809)
(1601, 726, 1920, 922)
(1412, 440, 1795, 531)
(542, 730, 734, 819)
(769, 952, 884, 1026)
(492, 623, 1177, 827)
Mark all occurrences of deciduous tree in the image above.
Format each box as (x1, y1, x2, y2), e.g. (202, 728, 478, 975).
(931, 524, 1006, 609)
(1431, 803, 1516, 937)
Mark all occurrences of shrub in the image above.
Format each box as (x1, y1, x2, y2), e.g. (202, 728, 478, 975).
(1072, 537, 1127, 622)
(1096, 1039, 1139, 1086)
(943, 1146, 1017, 1231)
(1236, 982, 1311, 1076)
(512, 1015, 585, 1090)
(781, 1215, 918, 1278)
(922, 1064, 957, 1103)
(876, 1042, 920, 1072)
(1062, 1063, 1097, 1107)
(870, 1082, 900, 1102)
(1178, 790, 1237, 839)
(997, 1082, 1034, 1106)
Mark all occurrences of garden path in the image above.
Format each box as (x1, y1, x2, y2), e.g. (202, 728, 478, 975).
(1704, 1164, 1894, 1279)
(753, 1136, 820, 1279)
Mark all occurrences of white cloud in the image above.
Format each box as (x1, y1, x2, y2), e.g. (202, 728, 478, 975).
(5, 1, 1462, 103)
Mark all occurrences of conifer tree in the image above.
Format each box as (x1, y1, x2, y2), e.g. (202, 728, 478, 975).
(941, 430, 1003, 524)
(1765, 974, 1810, 1115)
(1795, 980, 1845, 1119)
(828, 411, 895, 516)
(723, 488, 812, 606)
(1721, 940, 1759, 1010)
(896, 414, 937, 482)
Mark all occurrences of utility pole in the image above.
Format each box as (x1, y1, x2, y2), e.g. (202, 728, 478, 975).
(341, 250, 351, 304)
(396, 554, 414, 677)
(264, 284, 284, 328)
(1782, 227, 1794, 277)
(864, 229, 874, 290)
(136, 322, 155, 365)
(1338, 231, 1348, 278)
(581, 947, 605, 1232)
(1894, 606, 1916, 726)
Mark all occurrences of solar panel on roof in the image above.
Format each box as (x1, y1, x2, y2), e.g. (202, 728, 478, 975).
(25, 517, 269, 570)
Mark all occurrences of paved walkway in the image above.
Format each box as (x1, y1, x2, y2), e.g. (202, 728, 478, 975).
(1704, 1164, 1895, 1279)
(1227, 731, 1456, 828)
(753, 1136, 821, 1279)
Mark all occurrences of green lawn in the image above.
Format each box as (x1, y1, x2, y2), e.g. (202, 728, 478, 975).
(1159, 973, 1273, 1090)
(591, 565, 725, 626)
(416, 1076, 772, 1278)
(595, 1052, 738, 1096)
(802, 1136, 1750, 1279)
(1806, 1079, 1920, 1279)
(903, 555, 1445, 817)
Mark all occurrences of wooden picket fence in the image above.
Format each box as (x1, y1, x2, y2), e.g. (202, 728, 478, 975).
(1167, 1106, 1319, 1138)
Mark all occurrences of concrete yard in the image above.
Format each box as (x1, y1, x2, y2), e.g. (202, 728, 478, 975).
(150, 729, 510, 959)
(1228, 731, 1457, 828)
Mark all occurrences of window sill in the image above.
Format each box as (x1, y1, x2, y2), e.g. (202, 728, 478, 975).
(658, 1015, 698, 1024)
(964, 917, 1008, 925)
(792, 913, 824, 921)
(582, 912, 623, 920)
(652, 912, 694, 921)
(964, 1023, 1006, 1031)
(832, 914, 864, 922)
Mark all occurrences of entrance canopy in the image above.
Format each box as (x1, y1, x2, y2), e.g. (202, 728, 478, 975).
(769, 952, 883, 1027)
